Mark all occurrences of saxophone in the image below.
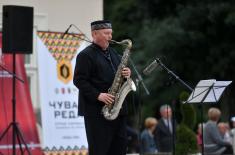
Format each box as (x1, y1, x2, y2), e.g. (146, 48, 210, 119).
(102, 39, 136, 120)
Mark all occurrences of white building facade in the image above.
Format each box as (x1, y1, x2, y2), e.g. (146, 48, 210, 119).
(0, 0, 103, 111)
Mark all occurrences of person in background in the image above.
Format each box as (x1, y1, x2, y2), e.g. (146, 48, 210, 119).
(140, 117, 158, 154)
(204, 107, 233, 155)
(218, 122, 232, 144)
(197, 123, 203, 152)
(154, 104, 174, 153)
(230, 117, 235, 154)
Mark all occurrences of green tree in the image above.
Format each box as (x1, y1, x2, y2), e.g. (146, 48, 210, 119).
(104, 0, 235, 124)
(175, 91, 198, 155)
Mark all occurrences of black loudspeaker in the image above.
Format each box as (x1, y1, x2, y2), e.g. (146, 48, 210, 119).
(2, 5, 33, 54)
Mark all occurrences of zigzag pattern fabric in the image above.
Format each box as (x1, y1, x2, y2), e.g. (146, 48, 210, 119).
(37, 32, 83, 61)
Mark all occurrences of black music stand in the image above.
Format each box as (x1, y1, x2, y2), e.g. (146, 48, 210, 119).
(185, 79, 232, 155)
(0, 54, 31, 155)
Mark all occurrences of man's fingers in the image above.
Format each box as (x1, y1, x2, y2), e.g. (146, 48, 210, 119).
(122, 67, 131, 78)
(122, 67, 129, 71)
(107, 94, 114, 99)
(98, 93, 115, 105)
(122, 71, 129, 74)
(122, 68, 129, 72)
(105, 96, 114, 104)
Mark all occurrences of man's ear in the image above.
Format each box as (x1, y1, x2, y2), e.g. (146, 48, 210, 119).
(91, 31, 95, 37)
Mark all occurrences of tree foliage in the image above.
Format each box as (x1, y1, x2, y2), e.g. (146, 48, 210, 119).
(174, 91, 198, 154)
(176, 124, 198, 155)
(104, 0, 235, 120)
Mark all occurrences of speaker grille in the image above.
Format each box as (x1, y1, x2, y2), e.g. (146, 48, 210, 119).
(2, 5, 33, 54)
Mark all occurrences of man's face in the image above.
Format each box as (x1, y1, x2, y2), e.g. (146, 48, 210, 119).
(161, 108, 172, 119)
(92, 29, 112, 50)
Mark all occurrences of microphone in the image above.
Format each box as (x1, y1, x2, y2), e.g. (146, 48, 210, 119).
(60, 24, 93, 44)
(143, 59, 159, 75)
(61, 24, 72, 39)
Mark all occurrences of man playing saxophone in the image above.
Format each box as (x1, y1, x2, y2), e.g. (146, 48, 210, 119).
(73, 20, 131, 155)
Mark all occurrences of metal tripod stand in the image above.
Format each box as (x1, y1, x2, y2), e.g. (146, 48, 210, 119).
(0, 54, 31, 155)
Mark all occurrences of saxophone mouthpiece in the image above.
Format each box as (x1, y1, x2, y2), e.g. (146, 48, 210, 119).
(109, 39, 132, 49)
(109, 40, 119, 44)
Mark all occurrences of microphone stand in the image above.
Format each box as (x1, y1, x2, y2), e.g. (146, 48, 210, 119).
(62, 24, 92, 43)
(0, 63, 24, 83)
(129, 58, 150, 154)
(129, 58, 150, 96)
(156, 58, 193, 91)
(69, 24, 91, 43)
(154, 58, 193, 155)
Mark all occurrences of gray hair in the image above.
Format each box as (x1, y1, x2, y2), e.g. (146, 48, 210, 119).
(160, 104, 171, 112)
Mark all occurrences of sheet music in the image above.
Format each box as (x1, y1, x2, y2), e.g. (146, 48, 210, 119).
(187, 79, 216, 103)
(214, 81, 232, 87)
(203, 81, 232, 102)
(186, 80, 232, 103)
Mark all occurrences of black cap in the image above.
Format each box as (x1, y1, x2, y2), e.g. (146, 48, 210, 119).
(91, 20, 112, 31)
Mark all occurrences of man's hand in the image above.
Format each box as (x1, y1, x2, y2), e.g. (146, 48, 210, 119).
(98, 93, 114, 105)
(121, 67, 131, 78)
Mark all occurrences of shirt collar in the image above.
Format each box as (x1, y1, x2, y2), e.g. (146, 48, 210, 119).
(92, 42, 109, 52)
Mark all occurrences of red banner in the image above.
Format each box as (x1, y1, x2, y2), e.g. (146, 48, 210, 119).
(0, 33, 42, 154)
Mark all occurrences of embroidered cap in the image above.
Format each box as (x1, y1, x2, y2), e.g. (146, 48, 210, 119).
(91, 20, 112, 31)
